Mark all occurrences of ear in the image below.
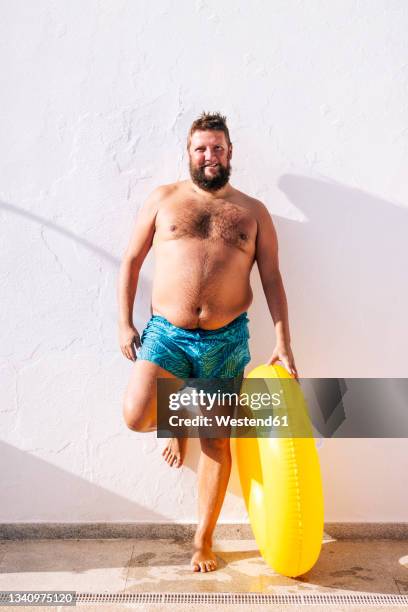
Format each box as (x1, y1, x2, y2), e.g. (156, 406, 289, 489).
(228, 144, 233, 159)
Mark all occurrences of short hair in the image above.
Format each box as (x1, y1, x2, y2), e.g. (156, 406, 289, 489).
(187, 111, 232, 150)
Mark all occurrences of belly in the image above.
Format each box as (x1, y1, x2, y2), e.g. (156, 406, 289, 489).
(151, 240, 254, 329)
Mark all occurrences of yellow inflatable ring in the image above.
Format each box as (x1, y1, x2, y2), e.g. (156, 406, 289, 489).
(235, 364, 324, 577)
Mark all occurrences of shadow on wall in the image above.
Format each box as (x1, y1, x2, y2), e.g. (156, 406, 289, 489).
(0, 440, 169, 523)
(0, 199, 152, 330)
(248, 175, 408, 378)
(0, 200, 119, 266)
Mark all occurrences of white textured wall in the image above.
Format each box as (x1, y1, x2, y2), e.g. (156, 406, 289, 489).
(1, 1, 408, 523)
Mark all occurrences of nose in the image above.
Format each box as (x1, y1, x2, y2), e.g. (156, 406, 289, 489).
(204, 148, 217, 163)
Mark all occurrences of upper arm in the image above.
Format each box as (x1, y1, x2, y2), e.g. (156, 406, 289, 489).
(255, 201, 280, 286)
(122, 186, 164, 266)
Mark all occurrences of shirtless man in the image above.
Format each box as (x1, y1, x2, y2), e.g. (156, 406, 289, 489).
(118, 112, 297, 573)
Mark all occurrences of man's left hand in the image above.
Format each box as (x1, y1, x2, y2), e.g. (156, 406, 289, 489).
(266, 344, 298, 379)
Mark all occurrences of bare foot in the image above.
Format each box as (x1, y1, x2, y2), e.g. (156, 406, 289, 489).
(161, 437, 187, 467)
(191, 544, 217, 572)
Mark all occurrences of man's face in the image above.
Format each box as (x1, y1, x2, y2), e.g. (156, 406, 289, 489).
(188, 130, 232, 192)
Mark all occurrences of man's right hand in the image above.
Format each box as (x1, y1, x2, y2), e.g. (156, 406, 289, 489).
(119, 324, 141, 361)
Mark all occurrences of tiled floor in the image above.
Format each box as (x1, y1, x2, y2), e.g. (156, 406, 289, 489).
(0, 536, 407, 610)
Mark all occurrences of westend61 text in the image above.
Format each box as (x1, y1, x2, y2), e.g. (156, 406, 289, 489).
(168, 414, 289, 427)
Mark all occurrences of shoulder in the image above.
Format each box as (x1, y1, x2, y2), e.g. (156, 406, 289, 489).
(146, 182, 177, 202)
(233, 188, 273, 222)
(141, 182, 178, 213)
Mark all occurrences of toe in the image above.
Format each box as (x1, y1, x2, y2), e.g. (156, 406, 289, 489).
(191, 563, 200, 572)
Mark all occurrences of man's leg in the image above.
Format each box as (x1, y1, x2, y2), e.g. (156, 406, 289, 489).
(191, 437, 231, 572)
(123, 359, 187, 467)
(189, 372, 244, 572)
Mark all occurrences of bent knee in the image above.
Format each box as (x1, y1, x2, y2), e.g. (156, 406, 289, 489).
(123, 397, 153, 432)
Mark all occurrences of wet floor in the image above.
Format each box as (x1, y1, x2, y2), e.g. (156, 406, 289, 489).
(0, 536, 407, 610)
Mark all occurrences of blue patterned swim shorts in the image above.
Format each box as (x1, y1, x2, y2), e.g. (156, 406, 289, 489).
(139, 312, 251, 379)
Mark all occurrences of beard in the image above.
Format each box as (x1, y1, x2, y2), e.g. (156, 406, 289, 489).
(189, 158, 232, 192)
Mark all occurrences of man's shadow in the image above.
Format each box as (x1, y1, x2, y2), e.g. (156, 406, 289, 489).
(248, 174, 408, 379)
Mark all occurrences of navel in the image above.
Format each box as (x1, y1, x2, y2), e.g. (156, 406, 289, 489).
(240, 232, 248, 240)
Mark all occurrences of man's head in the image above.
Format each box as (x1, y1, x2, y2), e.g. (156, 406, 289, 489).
(187, 112, 233, 193)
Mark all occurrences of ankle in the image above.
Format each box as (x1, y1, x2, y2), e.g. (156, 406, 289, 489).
(194, 528, 212, 549)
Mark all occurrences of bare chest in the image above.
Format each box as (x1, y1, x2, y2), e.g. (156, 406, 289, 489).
(156, 200, 256, 248)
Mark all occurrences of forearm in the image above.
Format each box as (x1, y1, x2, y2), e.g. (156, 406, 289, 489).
(117, 257, 141, 327)
(262, 272, 292, 346)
